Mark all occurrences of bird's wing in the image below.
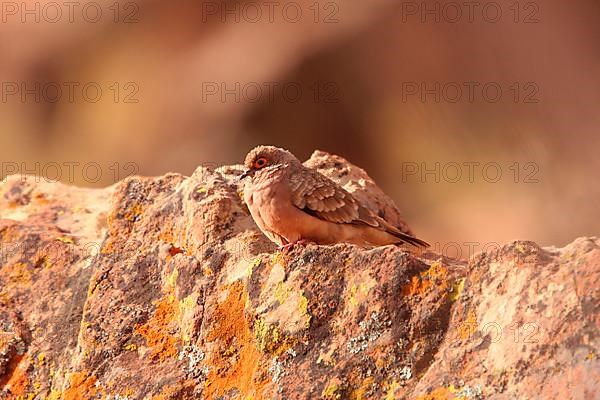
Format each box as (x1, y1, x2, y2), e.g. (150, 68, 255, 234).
(289, 167, 380, 227)
(289, 166, 430, 248)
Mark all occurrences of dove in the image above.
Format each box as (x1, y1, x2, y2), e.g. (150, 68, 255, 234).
(240, 146, 429, 249)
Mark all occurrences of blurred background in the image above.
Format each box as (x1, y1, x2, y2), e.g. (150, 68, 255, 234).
(1, 0, 599, 256)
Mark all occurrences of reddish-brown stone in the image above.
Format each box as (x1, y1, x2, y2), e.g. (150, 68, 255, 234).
(0, 154, 598, 399)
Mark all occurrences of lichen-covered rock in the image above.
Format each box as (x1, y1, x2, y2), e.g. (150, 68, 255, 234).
(0, 153, 598, 400)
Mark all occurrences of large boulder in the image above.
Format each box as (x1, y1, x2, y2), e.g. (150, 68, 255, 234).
(0, 152, 597, 399)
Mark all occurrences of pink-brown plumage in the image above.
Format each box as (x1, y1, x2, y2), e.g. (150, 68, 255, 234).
(241, 146, 429, 248)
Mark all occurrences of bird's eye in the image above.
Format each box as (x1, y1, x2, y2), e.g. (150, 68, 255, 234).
(254, 157, 268, 169)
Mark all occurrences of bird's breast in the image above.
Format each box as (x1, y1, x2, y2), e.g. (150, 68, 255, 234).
(250, 179, 296, 226)
(251, 181, 287, 213)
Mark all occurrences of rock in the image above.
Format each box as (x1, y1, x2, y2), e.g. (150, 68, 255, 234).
(0, 153, 598, 400)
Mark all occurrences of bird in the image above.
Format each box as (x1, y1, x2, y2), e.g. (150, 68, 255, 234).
(240, 145, 429, 249)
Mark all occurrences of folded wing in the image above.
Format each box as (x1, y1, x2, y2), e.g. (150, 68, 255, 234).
(289, 167, 429, 248)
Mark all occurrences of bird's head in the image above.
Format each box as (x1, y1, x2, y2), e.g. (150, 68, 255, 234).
(240, 146, 299, 180)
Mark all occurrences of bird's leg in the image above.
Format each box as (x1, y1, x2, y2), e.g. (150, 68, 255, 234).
(279, 239, 308, 251)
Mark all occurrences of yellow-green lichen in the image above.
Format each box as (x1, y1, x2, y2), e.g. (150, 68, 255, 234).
(450, 278, 465, 302)
(385, 380, 401, 400)
(298, 293, 311, 328)
(56, 236, 75, 245)
(322, 383, 342, 399)
(247, 257, 262, 277)
(275, 282, 290, 304)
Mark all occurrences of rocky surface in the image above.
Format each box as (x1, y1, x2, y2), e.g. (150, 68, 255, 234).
(0, 151, 598, 400)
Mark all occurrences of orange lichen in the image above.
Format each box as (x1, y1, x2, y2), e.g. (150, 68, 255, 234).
(457, 309, 478, 340)
(33, 254, 52, 270)
(100, 237, 116, 254)
(124, 203, 144, 222)
(33, 193, 49, 205)
(0, 355, 29, 396)
(402, 275, 432, 296)
(205, 281, 269, 400)
(6, 262, 32, 286)
(415, 387, 456, 400)
(62, 371, 99, 400)
(0, 289, 10, 304)
(350, 376, 375, 400)
(402, 261, 449, 297)
(104, 201, 144, 241)
(157, 230, 175, 246)
(134, 293, 181, 361)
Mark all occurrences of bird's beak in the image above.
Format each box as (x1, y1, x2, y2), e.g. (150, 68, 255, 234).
(239, 169, 252, 181)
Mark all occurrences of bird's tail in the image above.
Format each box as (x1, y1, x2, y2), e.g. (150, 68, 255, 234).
(396, 231, 430, 248)
(385, 225, 430, 248)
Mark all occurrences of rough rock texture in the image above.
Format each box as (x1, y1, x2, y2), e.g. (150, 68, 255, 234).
(0, 152, 598, 400)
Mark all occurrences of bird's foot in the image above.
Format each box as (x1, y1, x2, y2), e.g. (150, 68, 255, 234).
(279, 239, 308, 252)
